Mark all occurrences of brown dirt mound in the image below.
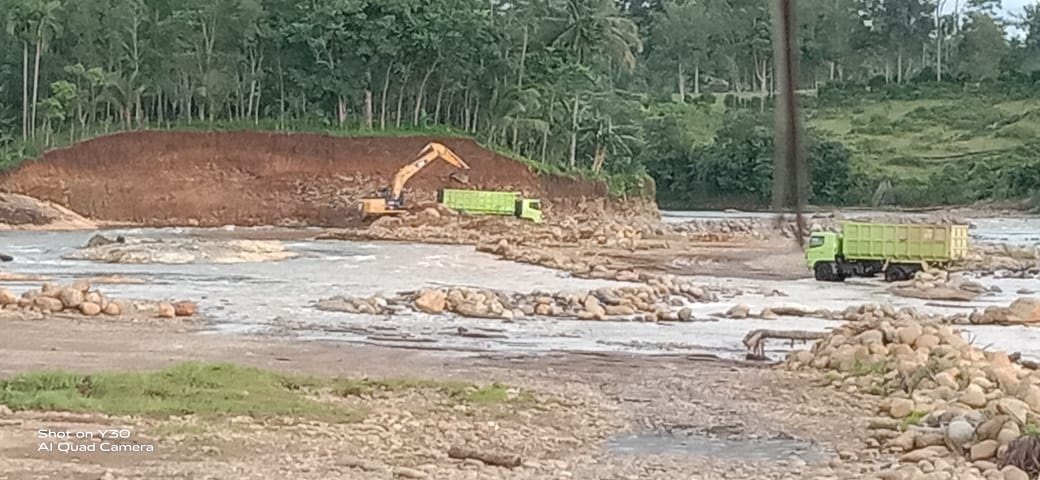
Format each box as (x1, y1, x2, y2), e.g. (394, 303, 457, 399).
(0, 192, 97, 230)
(0, 131, 607, 227)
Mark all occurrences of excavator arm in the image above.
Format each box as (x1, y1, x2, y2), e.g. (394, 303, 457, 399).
(389, 142, 470, 200)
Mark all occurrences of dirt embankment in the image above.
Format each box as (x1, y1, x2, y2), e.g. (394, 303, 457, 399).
(0, 131, 609, 228)
(0, 193, 96, 230)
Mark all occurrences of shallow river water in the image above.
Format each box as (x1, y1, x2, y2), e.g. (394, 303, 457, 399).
(1, 212, 1039, 361)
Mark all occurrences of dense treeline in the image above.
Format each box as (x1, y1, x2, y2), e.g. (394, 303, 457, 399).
(0, 0, 1038, 203)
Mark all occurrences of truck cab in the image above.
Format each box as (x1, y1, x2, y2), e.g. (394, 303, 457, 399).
(516, 199, 543, 223)
(805, 231, 841, 270)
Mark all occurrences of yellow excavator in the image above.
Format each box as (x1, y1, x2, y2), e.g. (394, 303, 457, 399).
(360, 142, 471, 217)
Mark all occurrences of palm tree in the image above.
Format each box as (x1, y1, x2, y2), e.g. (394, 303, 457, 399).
(4, 0, 32, 140)
(26, 0, 63, 139)
(543, 0, 642, 168)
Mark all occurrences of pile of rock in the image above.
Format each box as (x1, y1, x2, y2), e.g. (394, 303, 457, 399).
(0, 281, 198, 320)
(785, 311, 1040, 478)
(723, 302, 970, 325)
(969, 298, 1040, 326)
(67, 235, 297, 264)
(671, 217, 829, 240)
(1, 281, 123, 316)
(318, 283, 722, 322)
(889, 271, 993, 302)
(957, 243, 1040, 279)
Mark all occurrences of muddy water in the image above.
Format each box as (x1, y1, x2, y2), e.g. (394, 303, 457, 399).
(1, 214, 1039, 360)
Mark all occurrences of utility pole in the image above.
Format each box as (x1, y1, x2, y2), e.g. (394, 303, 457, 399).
(771, 0, 808, 246)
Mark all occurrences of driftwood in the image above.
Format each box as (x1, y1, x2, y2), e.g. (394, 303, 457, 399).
(454, 327, 509, 339)
(742, 329, 827, 358)
(447, 446, 522, 468)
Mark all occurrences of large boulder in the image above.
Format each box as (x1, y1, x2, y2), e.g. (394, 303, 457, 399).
(1007, 298, 1040, 324)
(33, 296, 64, 312)
(58, 287, 85, 309)
(79, 302, 101, 316)
(173, 301, 198, 317)
(0, 288, 17, 306)
(414, 290, 447, 314)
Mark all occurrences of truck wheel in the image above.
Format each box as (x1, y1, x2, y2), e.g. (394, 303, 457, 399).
(814, 263, 836, 282)
(884, 266, 904, 282)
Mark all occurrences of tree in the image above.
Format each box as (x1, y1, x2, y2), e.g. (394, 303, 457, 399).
(956, 13, 1007, 81)
(544, 0, 642, 167)
(646, 0, 710, 98)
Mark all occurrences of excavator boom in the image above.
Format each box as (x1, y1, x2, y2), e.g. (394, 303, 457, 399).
(389, 143, 470, 199)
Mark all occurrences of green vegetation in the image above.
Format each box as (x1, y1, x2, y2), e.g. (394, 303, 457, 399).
(848, 360, 888, 377)
(899, 410, 929, 431)
(0, 362, 524, 419)
(0, 0, 1037, 205)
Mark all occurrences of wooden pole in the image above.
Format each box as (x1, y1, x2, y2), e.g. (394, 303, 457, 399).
(770, 0, 808, 247)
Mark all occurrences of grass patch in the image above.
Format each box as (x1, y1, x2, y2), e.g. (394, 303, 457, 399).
(0, 362, 528, 419)
(899, 410, 929, 431)
(848, 360, 887, 377)
(0, 363, 350, 420)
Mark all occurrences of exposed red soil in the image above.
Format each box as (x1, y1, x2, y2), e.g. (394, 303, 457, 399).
(0, 131, 607, 227)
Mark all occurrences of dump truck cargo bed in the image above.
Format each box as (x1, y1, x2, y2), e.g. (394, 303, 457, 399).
(437, 189, 520, 216)
(841, 222, 969, 262)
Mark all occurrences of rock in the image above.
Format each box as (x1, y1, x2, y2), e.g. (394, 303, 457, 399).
(973, 460, 997, 472)
(1007, 298, 1040, 323)
(173, 301, 197, 316)
(999, 466, 1029, 480)
(898, 322, 924, 345)
(976, 416, 1007, 441)
(678, 307, 693, 321)
(727, 304, 750, 319)
(915, 334, 940, 350)
(103, 302, 121, 316)
(858, 329, 885, 345)
(79, 302, 101, 316)
(70, 279, 91, 292)
(934, 372, 959, 390)
(891, 398, 916, 418)
(997, 427, 1021, 446)
(1020, 385, 1040, 413)
(33, 296, 64, 312)
(415, 290, 447, 314)
(0, 288, 16, 305)
(888, 431, 918, 451)
(996, 398, 1030, 425)
(58, 287, 85, 309)
(915, 433, 947, 449)
(157, 302, 176, 318)
(969, 440, 998, 461)
(392, 467, 428, 479)
(946, 420, 976, 450)
(899, 446, 950, 462)
(960, 384, 988, 408)
(760, 308, 779, 320)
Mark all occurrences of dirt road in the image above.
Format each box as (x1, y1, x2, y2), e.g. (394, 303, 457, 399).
(0, 319, 888, 479)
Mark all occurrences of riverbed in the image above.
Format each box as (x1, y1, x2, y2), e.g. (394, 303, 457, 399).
(2, 215, 1039, 361)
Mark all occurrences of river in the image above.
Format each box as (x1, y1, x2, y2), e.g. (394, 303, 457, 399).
(1, 211, 1039, 360)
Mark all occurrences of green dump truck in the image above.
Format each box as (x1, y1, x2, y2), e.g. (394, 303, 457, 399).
(806, 221, 969, 282)
(436, 188, 543, 223)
